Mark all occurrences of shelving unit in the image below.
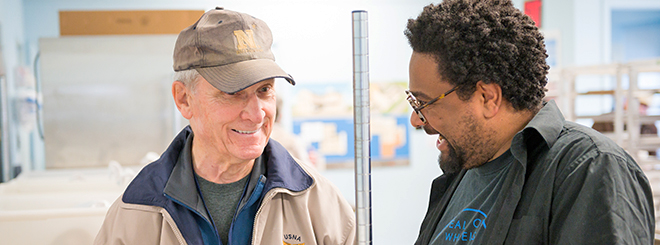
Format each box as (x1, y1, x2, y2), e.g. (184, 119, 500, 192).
(552, 58, 660, 165)
(548, 57, 660, 239)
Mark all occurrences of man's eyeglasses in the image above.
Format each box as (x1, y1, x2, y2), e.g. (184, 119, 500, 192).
(405, 86, 458, 124)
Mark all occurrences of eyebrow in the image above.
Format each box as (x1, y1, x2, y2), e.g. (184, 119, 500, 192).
(409, 90, 433, 100)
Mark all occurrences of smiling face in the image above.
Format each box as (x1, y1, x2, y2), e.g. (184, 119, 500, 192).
(408, 52, 498, 173)
(179, 76, 277, 164)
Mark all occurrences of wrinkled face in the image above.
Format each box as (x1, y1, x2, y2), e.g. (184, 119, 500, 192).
(408, 52, 496, 173)
(187, 77, 276, 163)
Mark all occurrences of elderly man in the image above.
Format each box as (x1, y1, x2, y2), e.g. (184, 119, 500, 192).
(404, 0, 655, 244)
(95, 8, 355, 245)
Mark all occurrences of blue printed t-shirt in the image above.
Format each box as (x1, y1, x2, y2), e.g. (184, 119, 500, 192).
(430, 150, 514, 244)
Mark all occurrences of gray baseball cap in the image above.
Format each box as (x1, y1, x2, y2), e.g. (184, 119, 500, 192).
(173, 7, 295, 94)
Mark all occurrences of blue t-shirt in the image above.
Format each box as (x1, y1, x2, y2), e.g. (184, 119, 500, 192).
(430, 150, 514, 244)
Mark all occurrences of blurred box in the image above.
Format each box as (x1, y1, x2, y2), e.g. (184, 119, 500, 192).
(59, 10, 204, 36)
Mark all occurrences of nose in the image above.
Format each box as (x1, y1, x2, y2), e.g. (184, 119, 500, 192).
(410, 111, 425, 129)
(241, 93, 266, 123)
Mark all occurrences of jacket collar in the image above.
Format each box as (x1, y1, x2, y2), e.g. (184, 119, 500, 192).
(124, 125, 313, 207)
(262, 139, 314, 193)
(163, 130, 210, 222)
(162, 128, 314, 220)
(122, 127, 192, 207)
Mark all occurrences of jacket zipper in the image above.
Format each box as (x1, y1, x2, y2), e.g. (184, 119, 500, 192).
(251, 188, 280, 245)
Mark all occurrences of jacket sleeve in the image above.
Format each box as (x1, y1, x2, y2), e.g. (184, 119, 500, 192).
(549, 151, 655, 244)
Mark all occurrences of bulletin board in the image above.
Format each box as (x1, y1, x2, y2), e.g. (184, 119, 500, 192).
(290, 82, 411, 168)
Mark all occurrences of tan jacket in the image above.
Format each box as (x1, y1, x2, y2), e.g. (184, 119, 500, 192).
(96, 164, 355, 245)
(95, 128, 355, 245)
(252, 162, 356, 245)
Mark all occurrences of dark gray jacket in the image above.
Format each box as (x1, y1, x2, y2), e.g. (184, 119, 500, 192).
(415, 101, 655, 244)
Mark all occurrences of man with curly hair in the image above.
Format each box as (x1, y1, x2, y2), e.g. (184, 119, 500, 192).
(404, 0, 655, 244)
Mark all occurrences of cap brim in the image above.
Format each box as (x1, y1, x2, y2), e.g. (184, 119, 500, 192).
(196, 59, 295, 94)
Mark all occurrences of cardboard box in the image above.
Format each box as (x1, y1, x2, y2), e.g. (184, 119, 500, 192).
(59, 10, 204, 36)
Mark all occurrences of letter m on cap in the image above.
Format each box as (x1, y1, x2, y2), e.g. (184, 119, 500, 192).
(233, 30, 261, 53)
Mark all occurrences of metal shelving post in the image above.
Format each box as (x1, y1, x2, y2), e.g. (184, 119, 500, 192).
(352, 10, 372, 245)
(0, 51, 10, 182)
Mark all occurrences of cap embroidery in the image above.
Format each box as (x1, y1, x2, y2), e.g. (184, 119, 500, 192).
(233, 29, 262, 54)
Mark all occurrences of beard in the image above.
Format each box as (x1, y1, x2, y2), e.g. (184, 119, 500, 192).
(437, 113, 499, 174)
(438, 144, 461, 174)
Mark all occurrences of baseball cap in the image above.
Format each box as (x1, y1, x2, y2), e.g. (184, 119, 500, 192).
(173, 7, 295, 94)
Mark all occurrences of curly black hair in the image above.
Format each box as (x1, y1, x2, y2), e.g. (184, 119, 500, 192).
(405, 0, 549, 111)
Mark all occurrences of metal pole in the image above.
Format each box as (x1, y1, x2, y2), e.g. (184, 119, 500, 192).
(0, 53, 10, 182)
(614, 65, 625, 147)
(352, 10, 372, 245)
(628, 65, 640, 160)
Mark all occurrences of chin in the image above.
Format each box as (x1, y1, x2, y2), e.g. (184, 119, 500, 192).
(239, 142, 268, 157)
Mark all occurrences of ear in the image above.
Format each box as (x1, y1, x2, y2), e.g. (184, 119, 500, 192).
(172, 81, 193, 119)
(476, 81, 502, 119)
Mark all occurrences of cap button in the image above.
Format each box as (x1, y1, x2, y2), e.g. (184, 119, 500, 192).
(215, 7, 224, 10)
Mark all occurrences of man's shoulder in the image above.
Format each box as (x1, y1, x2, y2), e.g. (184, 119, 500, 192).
(122, 127, 190, 205)
(554, 120, 631, 159)
(95, 195, 184, 245)
(112, 194, 168, 215)
(295, 160, 331, 188)
(280, 156, 350, 205)
(121, 158, 174, 206)
(548, 121, 643, 184)
(263, 140, 315, 192)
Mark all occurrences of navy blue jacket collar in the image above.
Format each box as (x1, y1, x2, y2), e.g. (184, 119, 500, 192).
(262, 138, 314, 193)
(124, 126, 314, 203)
(163, 131, 208, 220)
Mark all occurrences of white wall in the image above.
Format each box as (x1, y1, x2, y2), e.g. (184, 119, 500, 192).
(0, 0, 24, 83)
(612, 10, 660, 62)
(572, 0, 660, 66)
(540, 0, 574, 67)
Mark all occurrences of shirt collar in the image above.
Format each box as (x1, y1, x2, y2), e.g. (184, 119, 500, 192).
(510, 100, 564, 165)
